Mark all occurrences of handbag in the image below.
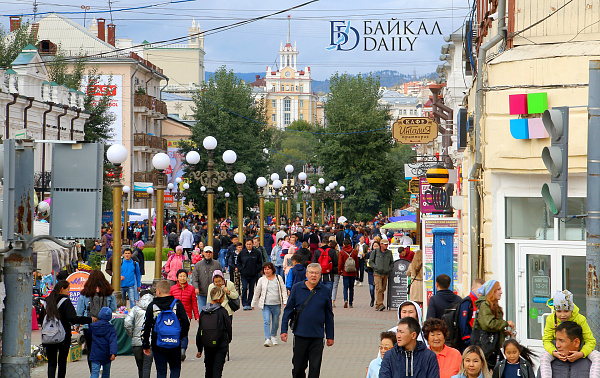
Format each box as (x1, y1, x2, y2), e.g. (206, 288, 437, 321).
(226, 281, 240, 312)
(471, 308, 501, 362)
(289, 289, 316, 332)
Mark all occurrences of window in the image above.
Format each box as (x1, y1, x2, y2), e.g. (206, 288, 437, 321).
(299, 100, 304, 108)
(299, 114, 304, 120)
(272, 114, 276, 122)
(403, 109, 407, 115)
(271, 85, 275, 92)
(272, 100, 276, 108)
(286, 85, 289, 91)
(281, 85, 284, 91)
(284, 113, 291, 125)
(284, 99, 291, 111)
(299, 85, 304, 93)
(296, 86, 298, 91)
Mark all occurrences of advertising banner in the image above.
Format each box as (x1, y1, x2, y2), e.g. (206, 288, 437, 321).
(134, 182, 152, 200)
(419, 177, 435, 214)
(67, 271, 90, 308)
(421, 217, 459, 315)
(84, 75, 123, 145)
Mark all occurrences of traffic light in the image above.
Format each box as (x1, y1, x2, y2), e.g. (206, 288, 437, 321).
(541, 107, 568, 217)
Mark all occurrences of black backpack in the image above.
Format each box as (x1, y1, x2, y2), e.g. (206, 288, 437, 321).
(199, 309, 222, 348)
(441, 296, 472, 348)
(88, 295, 108, 319)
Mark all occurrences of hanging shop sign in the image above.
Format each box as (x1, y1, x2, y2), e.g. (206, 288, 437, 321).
(393, 117, 438, 144)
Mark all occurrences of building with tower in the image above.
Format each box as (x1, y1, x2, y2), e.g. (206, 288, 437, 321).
(252, 17, 317, 129)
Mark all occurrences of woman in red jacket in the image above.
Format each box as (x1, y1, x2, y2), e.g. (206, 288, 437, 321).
(338, 238, 358, 308)
(169, 269, 199, 362)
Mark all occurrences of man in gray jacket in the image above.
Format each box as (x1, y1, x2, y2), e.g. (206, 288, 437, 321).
(537, 321, 593, 378)
(369, 237, 394, 311)
(190, 246, 222, 310)
(124, 292, 154, 378)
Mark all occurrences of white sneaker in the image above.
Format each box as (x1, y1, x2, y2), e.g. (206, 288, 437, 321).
(271, 336, 278, 345)
(264, 338, 273, 347)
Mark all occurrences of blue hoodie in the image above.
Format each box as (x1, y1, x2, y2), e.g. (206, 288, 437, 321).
(286, 264, 307, 290)
(379, 340, 439, 378)
(121, 258, 141, 288)
(89, 307, 118, 365)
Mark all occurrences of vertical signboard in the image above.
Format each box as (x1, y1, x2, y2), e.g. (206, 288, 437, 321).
(421, 217, 459, 315)
(166, 140, 185, 185)
(67, 271, 90, 308)
(85, 75, 123, 145)
(419, 177, 435, 214)
(387, 259, 411, 309)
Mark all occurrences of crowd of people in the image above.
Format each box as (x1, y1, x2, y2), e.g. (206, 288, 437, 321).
(40, 212, 600, 378)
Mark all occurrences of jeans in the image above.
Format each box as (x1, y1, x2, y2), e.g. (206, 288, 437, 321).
(197, 295, 207, 311)
(342, 276, 356, 305)
(241, 276, 257, 307)
(90, 361, 111, 378)
(331, 275, 340, 301)
(153, 346, 181, 378)
(219, 249, 228, 271)
(369, 284, 375, 302)
(45, 342, 70, 378)
(132, 346, 153, 378)
(181, 336, 188, 351)
(262, 304, 281, 339)
(122, 286, 137, 308)
(275, 266, 284, 279)
(322, 280, 333, 295)
(292, 336, 324, 378)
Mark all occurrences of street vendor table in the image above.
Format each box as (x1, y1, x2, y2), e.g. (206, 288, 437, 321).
(110, 317, 133, 356)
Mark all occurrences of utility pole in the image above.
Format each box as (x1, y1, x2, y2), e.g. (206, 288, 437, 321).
(587, 60, 600, 347)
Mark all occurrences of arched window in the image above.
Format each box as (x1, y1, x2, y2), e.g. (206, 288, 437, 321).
(38, 40, 57, 55)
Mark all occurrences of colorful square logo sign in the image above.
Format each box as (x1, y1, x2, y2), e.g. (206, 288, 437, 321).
(508, 92, 549, 139)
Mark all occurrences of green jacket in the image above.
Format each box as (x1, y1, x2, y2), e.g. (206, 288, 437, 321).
(369, 248, 394, 276)
(542, 304, 596, 357)
(475, 298, 509, 346)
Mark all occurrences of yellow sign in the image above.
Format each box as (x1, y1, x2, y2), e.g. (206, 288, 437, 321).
(392, 117, 438, 145)
(67, 344, 82, 362)
(409, 179, 420, 194)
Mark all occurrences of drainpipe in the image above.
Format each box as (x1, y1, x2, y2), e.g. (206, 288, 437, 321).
(468, 0, 506, 279)
(42, 102, 54, 197)
(70, 109, 81, 140)
(57, 105, 68, 140)
(23, 97, 34, 129)
(5, 93, 18, 139)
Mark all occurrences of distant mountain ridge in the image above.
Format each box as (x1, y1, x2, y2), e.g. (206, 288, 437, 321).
(205, 70, 435, 94)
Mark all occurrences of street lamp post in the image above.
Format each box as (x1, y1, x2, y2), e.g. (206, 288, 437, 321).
(151, 152, 171, 283)
(107, 144, 128, 293)
(339, 186, 345, 216)
(225, 192, 230, 218)
(273, 177, 282, 227)
(301, 184, 308, 226)
(186, 137, 237, 248)
(123, 185, 130, 244)
(234, 172, 246, 241)
(318, 178, 326, 224)
(170, 177, 189, 233)
(309, 186, 317, 225)
(257, 177, 268, 246)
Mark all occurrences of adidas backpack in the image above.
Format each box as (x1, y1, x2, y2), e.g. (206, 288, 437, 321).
(154, 299, 181, 348)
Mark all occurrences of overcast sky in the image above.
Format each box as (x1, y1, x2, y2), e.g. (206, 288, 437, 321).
(1, 0, 471, 80)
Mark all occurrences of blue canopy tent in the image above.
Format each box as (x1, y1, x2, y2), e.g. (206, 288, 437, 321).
(101, 210, 142, 224)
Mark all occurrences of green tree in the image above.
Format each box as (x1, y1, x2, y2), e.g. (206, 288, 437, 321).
(186, 66, 272, 219)
(315, 73, 402, 221)
(0, 21, 37, 68)
(270, 119, 318, 174)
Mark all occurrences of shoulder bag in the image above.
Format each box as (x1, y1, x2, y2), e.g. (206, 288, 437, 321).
(288, 289, 316, 332)
(471, 307, 501, 364)
(225, 280, 240, 312)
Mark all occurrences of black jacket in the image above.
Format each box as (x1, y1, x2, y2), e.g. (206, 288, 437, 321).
(237, 247, 263, 278)
(425, 289, 462, 320)
(297, 248, 312, 266)
(196, 304, 232, 354)
(493, 357, 535, 378)
(41, 294, 92, 346)
(141, 295, 190, 350)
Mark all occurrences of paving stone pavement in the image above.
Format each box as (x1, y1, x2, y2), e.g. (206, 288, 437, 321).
(31, 281, 399, 377)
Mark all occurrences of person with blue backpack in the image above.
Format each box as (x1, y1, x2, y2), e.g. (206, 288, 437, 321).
(142, 280, 190, 378)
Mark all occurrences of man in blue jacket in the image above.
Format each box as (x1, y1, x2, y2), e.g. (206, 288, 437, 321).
(380, 317, 439, 378)
(281, 262, 334, 378)
(121, 248, 142, 308)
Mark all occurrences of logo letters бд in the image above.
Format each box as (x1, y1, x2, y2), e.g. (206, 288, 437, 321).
(327, 21, 359, 51)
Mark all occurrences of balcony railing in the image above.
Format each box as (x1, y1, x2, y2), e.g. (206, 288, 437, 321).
(134, 133, 167, 151)
(134, 93, 168, 116)
(133, 171, 159, 185)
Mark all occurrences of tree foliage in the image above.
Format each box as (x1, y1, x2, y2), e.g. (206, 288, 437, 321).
(269, 120, 318, 174)
(315, 73, 403, 221)
(0, 21, 37, 68)
(187, 66, 272, 219)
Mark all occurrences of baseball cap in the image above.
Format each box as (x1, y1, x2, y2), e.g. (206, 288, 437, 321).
(328, 236, 336, 242)
(380, 238, 389, 244)
(204, 246, 214, 252)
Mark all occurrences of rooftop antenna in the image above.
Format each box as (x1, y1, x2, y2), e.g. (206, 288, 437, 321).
(287, 15, 290, 45)
(81, 5, 90, 27)
(33, 0, 38, 21)
(108, 0, 113, 23)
